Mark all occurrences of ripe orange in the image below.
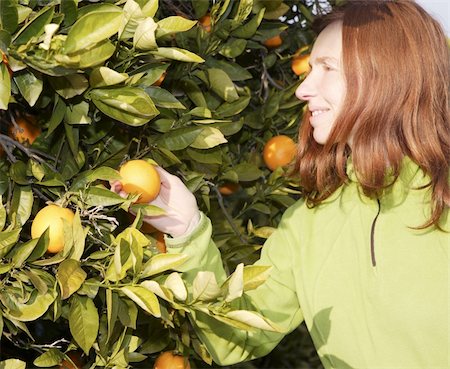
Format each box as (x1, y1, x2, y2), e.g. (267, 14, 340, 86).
(31, 205, 75, 254)
(291, 54, 310, 76)
(218, 182, 240, 195)
(263, 35, 283, 49)
(9, 115, 41, 144)
(263, 135, 296, 171)
(59, 351, 83, 369)
(119, 160, 161, 204)
(154, 352, 191, 369)
(199, 14, 211, 32)
(291, 47, 310, 76)
(153, 71, 167, 87)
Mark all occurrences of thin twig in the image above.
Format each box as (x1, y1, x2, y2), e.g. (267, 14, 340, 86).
(207, 181, 247, 244)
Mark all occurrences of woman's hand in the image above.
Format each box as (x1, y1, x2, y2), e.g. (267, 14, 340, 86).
(111, 167, 200, 238)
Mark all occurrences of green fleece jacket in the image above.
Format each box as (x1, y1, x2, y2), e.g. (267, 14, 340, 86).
(166, 158, 449, 369)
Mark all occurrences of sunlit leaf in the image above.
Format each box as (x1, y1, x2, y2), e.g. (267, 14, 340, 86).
(69, 295, 99, 355)
(57, 259, 87, 299)
(64, 4, 123, 54)
(121, 286, 161, 317)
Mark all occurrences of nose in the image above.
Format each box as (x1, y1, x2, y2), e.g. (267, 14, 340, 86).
(295, 75, 315, 101)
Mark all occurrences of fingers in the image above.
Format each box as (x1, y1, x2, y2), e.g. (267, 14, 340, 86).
(154, 166, 185, 190)
(109, 180, 122, 193)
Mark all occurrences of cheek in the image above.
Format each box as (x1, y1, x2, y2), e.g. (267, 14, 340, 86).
(323, 75, 346, 109)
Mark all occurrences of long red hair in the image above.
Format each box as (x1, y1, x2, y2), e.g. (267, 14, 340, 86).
(294, 0, 450, 228)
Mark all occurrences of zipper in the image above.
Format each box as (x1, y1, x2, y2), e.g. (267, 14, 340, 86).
(370, 199, 381, 267)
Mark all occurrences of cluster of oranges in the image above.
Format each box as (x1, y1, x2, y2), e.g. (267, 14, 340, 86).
(31, 159, 164, 254)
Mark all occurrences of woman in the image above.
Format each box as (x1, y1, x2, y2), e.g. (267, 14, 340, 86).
(113, 1, 450, 368)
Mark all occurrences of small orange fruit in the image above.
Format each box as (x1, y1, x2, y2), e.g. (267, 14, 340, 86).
(9, 115, 41, 144)
(31, 205, 75, 254)
(59, 351, 83, 369)
(291, 46, 311, 76)
(218, 182, 240, 195)
(263, 135, 296, 171)
(199, 14, 211, 32)
(119, 160, 161, 204)
(1, 51, 13, 78)
(154, 231, 166, 253)
(154, 351, 191, 369)
(263, 35, 283, 49)
(152, 71, 166, 87)
(291, 54, 310, 76)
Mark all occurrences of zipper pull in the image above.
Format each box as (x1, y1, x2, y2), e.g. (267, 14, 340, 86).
(370, 199, 381, 267)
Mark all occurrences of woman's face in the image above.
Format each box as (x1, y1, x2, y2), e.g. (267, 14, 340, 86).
(295, 21, 346, 145)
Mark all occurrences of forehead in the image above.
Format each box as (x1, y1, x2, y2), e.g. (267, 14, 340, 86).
(310, 21, 343, 63)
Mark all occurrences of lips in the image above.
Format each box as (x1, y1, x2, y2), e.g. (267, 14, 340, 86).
(309, 108, 330, 127)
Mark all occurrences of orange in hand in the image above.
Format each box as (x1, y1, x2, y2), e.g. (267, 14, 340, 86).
(119, 160, 161, 203)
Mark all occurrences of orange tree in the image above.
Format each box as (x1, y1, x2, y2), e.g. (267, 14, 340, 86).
(0, 0, 338, 367)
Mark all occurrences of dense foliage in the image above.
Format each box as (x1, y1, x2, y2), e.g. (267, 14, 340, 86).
(0, 0, 337, 367)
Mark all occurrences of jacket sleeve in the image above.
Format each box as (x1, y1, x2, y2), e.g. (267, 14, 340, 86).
(165, 208, 304, 366)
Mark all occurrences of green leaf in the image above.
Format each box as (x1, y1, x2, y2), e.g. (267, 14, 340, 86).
(56, 40, 116, 69)
(13, 6, 55, 46)
(46, 95, 66, 136)
(0, 229, 21, 258)
(231, 8, 265, 38)
(164, 272, 187, 301)
(10, 239, 39, 267)
(150, 47, 205, 63)
(89, 67, 129, 88)
(49, 74, 89, 99)
(33, 348, 64, 367)
(64, 4, 123, 54)
(91, 87, 159, 126)
(216, 95, 250, 117)
(207, 69, 239, 102)
(193, 271, 221, 301)
(57, 259, 87, 299)
(64, 101, 91, 125)
(10, 185, 33, 227)
(0, 0, 18, 34)
(85, 186, 126, 207)
(0, 359, 26, 369)
(0, 199, 6, 231)
(14, 70, 43, 107)
(133, 18, 158, 50)
(6, 287, 57, 322)
(219, 38, 247, 58)
(145, 87, 186, 109)
(234, 162, 263, 181)
(69, 212, 86, 261)
(157, 126, 203, 151)
(61, 0, 78, 27)
(70, 166, 120, 191)
(180, 79, 207, 107)
(156, 16, 197, 38)
(0, 63, 11, 110)
(223, 263, 244, 302)
(69, 295, 99, 355)
(205, 59, 252, 81)
(242, 265, 272, 291)
(190, 127, 227, 149)
(121, 286, 161, 317)
(141, 253, 188, 278)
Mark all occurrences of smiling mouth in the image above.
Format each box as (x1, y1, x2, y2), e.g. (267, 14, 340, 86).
(311, 109, 329, 117)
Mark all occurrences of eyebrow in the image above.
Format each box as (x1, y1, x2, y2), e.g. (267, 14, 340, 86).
(314, 56, 339, 65)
